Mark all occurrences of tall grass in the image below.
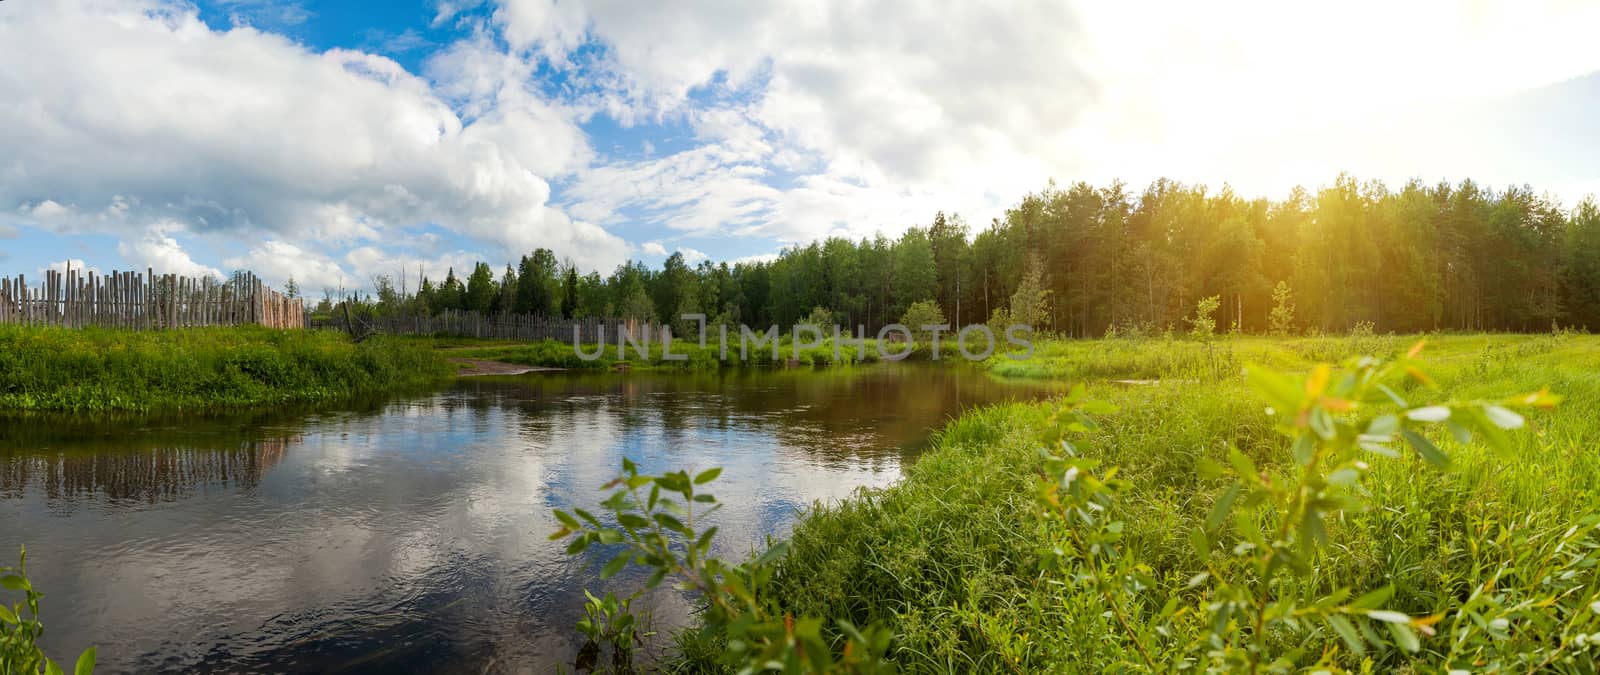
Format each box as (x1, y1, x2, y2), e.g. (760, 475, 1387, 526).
(681, 333, 1600, 671)
(0, 325, 454, 412)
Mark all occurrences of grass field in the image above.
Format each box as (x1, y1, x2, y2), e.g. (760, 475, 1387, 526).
(654, 331, 1600, 671)
(0, 325, 454, 412)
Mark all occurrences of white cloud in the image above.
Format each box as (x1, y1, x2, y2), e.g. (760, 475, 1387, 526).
(37, 259, 103, 277)
(224, 241, 350, 293)
(677, 247, 708, 263)
(25, 200, 73, 220)
(0, 0, 627, 276)
(222, 240, 494, 295)
(731, 252, 779, 266)
(8, 0, 1600, 286)
(495, 0, 1091, 191)
(116, 225, 223, 278)
(508, 0, 1600, 243)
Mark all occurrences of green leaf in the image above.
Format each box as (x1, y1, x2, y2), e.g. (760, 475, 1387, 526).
(1349, 585, 1394, 610)
(1291, 434, 1316, 464)
(645, 567, 668, 589)
(554, 510, 581, 530)
(600, 552, 632, 579)
(1376, 384, 1408, 408)
(696, 526, 718, 554)
(653, 513, 687, 534)
(1400, 429, 1450, 469)
(0, 605, 15, 624)
(660, 472, 694, 493)
(1466, 407, 1514, 454)
(1386, 621, 1420, 653)
(1246, 366, 1305, 414)
(756, 540, 791, 566)
(1309, 407, 1336, 440)
(1189, 528, 1210, 560)
(1358, 439, 1399, 457)
(44, 659, 64, 675)
(1366, 610, 1410, 624)
(1405, 406, 1450, 423)
(1327, 466, 1360, 487)
(75, 646, 97, 675)
(0, 575, 29, 591)
(1325, 614, 1365, 655)
(1229, 446, 1260, 485)
(1365, 414, 1399, 436)
(1207, 484, 1240, 531)
(1483, 405, 1525, 430)
(693, 467, 723, 485)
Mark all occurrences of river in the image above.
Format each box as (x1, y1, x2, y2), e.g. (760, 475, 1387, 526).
(0, 365, 1062, 673)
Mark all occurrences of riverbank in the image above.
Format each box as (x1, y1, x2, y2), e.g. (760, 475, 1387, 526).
(661, 331, 1600, 670)
(0, 325, 454, 412)
(980, 330, 1586, 380)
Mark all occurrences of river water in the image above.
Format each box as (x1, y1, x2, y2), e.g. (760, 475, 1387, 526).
(0, 365, 1061, 673)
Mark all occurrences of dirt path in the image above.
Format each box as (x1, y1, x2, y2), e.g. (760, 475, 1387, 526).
(449, 358, 564, 377)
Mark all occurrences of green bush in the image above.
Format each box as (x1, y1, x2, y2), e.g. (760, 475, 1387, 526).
(2, 547, 95, 675)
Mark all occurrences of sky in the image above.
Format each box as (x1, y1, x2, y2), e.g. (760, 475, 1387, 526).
(4, 0, 1600, 295)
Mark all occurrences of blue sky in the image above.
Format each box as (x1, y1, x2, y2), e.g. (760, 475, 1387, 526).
(3, 0, 1600, 294)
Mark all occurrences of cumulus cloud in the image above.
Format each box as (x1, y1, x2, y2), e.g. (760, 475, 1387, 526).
(8, 0, 1600, 287)
(223, 241, 348, 292)
(221, 240, 487, 295)
(495, 0, 1093, 190)
(37, 259, 103, 277)
(509, 0, 1600, 242)
(0, 0, 627, 274)
(731, 252, 779, 266)
(116, 225, 223, 278)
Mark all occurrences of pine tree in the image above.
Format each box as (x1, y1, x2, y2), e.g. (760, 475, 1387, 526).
(1269, 281, 1296, 336)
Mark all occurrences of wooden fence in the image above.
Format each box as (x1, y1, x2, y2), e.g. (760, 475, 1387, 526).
(0, 268, 304, 330)
(310, 308, 665, 343)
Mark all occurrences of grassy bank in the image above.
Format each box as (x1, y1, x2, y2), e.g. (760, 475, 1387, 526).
(655, 332, 1600, 670)
(982, 330, 1579, 380)
(0, 325, 454, 412)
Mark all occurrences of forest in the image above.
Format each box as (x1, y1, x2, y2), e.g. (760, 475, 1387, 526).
(311, 174, 1600, 337)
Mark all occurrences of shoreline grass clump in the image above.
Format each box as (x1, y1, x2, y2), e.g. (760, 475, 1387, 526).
(0, 325, 453, 412)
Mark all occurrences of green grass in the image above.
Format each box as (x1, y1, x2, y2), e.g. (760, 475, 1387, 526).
(676, 331, 1600, 671)
(0, 325, 454, 412)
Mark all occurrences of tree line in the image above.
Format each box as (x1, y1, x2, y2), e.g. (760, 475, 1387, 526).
(307, 174, 1600, 337)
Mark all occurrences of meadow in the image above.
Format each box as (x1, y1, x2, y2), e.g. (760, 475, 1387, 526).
(0, 325, 454, 412)
(555, 330, 1600, 672)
